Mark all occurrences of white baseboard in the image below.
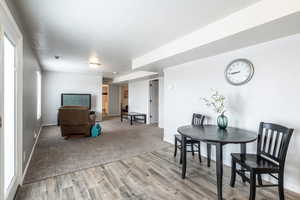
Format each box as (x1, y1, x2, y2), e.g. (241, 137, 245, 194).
(108, 114, 121, 116)
(163, 136, 174, 144)
(21, 126, 43, 184)
(42, 123, 57, 126)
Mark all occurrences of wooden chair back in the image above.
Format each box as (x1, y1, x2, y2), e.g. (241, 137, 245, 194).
(257, 122, 293, 165)
(191, 113, 205, 126)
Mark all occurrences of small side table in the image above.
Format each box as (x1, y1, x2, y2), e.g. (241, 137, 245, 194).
(121, 112, 146, 125)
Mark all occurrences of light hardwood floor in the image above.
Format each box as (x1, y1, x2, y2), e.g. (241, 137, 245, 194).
(16, 147, 300, 200)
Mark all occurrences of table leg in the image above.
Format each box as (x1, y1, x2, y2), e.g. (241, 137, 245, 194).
(240, 143, 246, 183)
(181, 135, 187, 179)
(207, 143, 211, 167)
(216, 143, 223, 200)
(144, 115, 146, 124)
(130, 116, 133, 125)
(241, 143, 246, 154)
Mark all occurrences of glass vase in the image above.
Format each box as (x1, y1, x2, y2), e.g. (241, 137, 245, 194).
(217, 113, 228, 129)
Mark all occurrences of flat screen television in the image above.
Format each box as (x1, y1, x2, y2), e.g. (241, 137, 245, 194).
(61, 93, 91, 109)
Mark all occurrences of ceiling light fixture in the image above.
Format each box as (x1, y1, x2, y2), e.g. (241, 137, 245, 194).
(113, 72, 117, 74)
(89, 62, 101, 69)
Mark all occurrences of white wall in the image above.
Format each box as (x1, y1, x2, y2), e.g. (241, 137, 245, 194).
(22, 39, 42, 170)
(128, 78, 165, 127)
(128, 79, 150, 123)
(6, 0, 43, 171)
(42, 72, 102, 125)
(163, 34, 300, 193)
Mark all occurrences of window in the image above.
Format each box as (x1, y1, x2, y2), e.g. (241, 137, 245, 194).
(36, 71, 42, 119)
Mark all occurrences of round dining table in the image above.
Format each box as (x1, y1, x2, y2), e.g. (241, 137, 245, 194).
(177, 125, 257, 200)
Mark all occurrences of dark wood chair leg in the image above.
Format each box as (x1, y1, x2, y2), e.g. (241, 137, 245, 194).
(191, 144, 194, 156)
(181, 136, 187, 179)
(174, 137, 177, 157)
(180, 153, 182, 164)
(230, 159, 236, 187)
(207, 143, 211, 167)
(278, 171, 285, 200)
(249, 172, 256, 200)
(257, 174, 263, 186)
(180, 139, 183, 164)
(198, 142, 202, 163)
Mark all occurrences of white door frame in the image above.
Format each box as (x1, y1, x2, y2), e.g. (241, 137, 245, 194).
(0, 1, 23, 199)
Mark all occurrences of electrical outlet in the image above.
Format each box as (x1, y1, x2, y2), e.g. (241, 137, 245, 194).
(23, 151, 26, 162)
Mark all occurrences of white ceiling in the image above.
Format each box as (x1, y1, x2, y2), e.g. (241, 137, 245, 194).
(132, 1, 300, 73)
(12, 0, 260, 77)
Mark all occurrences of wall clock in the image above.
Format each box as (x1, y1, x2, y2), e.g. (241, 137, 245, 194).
(225, 59, 254, 85)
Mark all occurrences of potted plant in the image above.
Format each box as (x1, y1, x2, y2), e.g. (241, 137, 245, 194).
(203, 90, 228, 129)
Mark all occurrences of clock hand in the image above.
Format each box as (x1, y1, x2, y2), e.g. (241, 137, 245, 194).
(229, 71, 240, 75)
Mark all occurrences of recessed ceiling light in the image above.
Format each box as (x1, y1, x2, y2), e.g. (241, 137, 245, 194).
(113, 72, 117, 74)
(89, 62, 101, 68)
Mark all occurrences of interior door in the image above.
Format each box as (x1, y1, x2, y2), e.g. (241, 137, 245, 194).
(0, 2, 22, 199)
(149, 80, 159, 124)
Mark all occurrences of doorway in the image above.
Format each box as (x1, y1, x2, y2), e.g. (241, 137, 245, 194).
(120, 84, 128, 113)
(102, 85, 109, 118)
(0, 1, 23, 199)
(149, 80, 159, 124)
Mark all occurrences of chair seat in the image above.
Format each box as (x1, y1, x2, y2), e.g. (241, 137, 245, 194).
(231, 153, 280, 173)
(175, 134, 199, 143)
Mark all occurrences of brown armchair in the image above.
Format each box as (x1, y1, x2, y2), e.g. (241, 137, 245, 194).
(58, 106, 96, 139)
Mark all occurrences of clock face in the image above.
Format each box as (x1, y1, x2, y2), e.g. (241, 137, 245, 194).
(225, 59, 254, 85)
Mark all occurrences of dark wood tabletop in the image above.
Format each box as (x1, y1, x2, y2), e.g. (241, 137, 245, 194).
(177, 125, 257, 144)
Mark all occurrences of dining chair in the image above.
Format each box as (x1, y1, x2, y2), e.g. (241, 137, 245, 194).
(174, 113, 205, 164)
(230, 122, 293, 200)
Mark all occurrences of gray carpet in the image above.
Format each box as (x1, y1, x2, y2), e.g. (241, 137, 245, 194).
(24, 117, 171, 184)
